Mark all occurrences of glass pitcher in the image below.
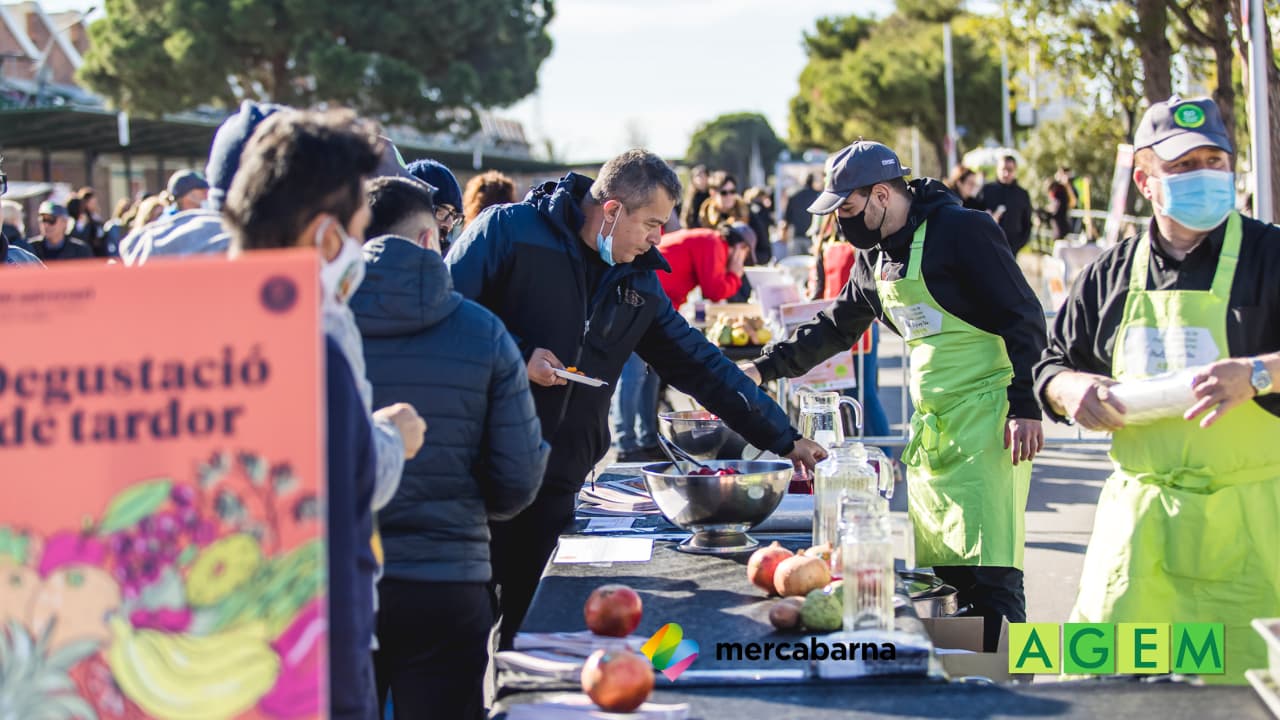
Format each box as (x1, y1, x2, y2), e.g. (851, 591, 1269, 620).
(863, 446, 895, 500)
(799, 391, 861, 450)
(812, 440, 890, 552)
(839, 494, 894, 632)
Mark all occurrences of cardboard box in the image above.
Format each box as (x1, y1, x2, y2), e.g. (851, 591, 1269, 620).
(920, 616, 1011, 682)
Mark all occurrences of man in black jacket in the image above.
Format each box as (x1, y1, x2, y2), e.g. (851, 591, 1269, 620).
(740, 141, 1047, 651)
(448, 149, 826, 648)
(28, 201, 93, 262)
(980, 155, 1034, 254)
(353, 176, 548, 719)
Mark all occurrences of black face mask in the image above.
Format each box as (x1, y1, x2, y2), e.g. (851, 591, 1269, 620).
(838, 199, 887, 250)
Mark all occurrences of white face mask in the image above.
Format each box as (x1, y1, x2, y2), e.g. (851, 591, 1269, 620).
(317, 218, 366, 306)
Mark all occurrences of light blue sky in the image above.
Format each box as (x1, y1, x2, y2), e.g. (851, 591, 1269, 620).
(41, 0, 999, 162)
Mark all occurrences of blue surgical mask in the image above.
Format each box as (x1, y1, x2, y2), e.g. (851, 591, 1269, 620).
(596, 208, 623, 266)
(1156, 169, 1235, 232)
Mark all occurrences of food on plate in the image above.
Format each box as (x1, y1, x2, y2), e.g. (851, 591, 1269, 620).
(768, 597, 805, 631)
(581, 648, 655, 713)
(773, 554, 831, 597)
(564, 366, 584, 375)
(800, 587, 843, 632)
(584, 584, 643, 637)
(747, 542, 794, 595)
(708, 315, 771, 348)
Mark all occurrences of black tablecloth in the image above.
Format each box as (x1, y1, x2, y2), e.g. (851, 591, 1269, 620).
(494, 679, 1271, 719)
(492, 469, 1274, 719)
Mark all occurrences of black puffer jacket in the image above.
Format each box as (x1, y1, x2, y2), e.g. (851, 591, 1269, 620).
(351, 236, 548, 583)
(447, 173, 800, 494)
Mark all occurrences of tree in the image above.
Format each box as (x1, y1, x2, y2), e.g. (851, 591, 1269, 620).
(78, 0, 554, 131)
(1006, 1, 1148, 134)
(684, 113, 785, 187)
(789, 7, 1003, 176)
(1020, 108, 1138, 214)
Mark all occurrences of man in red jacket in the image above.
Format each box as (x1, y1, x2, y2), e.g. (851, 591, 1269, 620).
(610, 223, 753, 461)
(657, 224, 752, 308)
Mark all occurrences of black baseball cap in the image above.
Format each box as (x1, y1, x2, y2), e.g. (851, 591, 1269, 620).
(1134, 96, 1233, 161)
(808, 141, 911, 215)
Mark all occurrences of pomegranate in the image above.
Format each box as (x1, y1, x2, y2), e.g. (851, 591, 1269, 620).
(584, 584, 643, 637)
(746, 541, 793, 595)
(772, 554, 831, 597)
(581, 648, 655, 713)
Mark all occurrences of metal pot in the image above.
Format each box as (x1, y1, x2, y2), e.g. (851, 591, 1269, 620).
(898, 571, 959, 618)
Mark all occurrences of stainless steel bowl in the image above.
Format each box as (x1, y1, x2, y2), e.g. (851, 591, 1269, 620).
(658, 410, 730, 460)
(639, 459, 792, 555)
(898, 571, 959, 618)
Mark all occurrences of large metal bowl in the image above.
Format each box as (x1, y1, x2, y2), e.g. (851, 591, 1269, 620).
(640, 459, 792, 555)
(658, 410, 731, 460)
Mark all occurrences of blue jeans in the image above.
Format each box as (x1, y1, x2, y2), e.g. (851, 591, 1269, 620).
(610, 354, 660, 452)
(843, 323, 890, 446)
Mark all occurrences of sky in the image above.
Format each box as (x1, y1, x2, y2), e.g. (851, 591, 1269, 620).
(38, 0, 998, 163)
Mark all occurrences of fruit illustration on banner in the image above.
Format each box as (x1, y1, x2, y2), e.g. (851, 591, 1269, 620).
(107, 615, 281, 720)
(0, 450, 324, 720)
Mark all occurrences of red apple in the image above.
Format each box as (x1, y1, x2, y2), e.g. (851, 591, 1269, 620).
(581, 648, 655, 713)
(584, 584, 643, 637)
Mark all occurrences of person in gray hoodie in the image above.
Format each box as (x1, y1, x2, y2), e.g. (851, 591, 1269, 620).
(117, 101, 421, 519)
(352, 176, 548, 720)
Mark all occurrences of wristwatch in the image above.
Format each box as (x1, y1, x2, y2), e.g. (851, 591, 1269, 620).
(1250, 358, 1273, 396)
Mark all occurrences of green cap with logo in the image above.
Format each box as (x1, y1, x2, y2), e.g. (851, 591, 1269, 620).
(1134, 96, 1233, 161)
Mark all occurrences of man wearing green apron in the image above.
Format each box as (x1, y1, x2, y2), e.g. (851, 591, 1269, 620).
(1037, 96, 1280, 683)
(743, 141, 1048, 651)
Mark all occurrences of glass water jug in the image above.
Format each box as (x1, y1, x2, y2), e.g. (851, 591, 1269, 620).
(798, 391, 861, 450)
(812, 440, 891, 552)
(840, 495, 894, 632)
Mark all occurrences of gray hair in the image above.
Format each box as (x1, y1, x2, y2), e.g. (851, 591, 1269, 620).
(1, 199, 22, 233)
(589, 149, 682, 210)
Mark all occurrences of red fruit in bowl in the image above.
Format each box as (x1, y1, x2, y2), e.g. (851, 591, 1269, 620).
(584, 584, 643, 637)
(581, 648, 655, 713)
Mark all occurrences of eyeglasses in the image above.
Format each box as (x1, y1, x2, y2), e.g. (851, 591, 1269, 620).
(716, 188, 738, 196)
(39, 216, 58, 225)
(434, 204, 461, 228)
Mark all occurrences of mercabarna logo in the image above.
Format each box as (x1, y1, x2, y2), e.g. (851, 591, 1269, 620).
(640, 623, 699, 680)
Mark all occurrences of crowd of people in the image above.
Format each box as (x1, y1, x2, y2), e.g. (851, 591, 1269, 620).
(1, 91, 1276, 713)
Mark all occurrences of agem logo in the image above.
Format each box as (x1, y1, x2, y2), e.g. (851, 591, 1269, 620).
(1009, 623, 1225, 675)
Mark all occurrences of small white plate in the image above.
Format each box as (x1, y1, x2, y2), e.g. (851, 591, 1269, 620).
(553, 368, 608, 387)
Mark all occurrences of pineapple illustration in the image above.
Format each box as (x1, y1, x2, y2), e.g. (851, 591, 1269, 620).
(0, 619, 99, 720)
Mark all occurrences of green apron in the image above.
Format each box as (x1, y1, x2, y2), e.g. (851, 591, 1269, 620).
(1069, 213, 1280, 683)
(876, 221, 1033, 569)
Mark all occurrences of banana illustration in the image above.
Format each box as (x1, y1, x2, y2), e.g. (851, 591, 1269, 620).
(107, 615, 281, 720)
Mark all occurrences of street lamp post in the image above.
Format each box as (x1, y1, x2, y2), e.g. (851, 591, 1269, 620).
(943, 22, 958, 171)
(1246, 0, 1272, 222)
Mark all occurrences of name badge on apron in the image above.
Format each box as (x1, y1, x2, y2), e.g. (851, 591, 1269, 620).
(886, 302, 943, 340)
(1121, 325, 1220, 376)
